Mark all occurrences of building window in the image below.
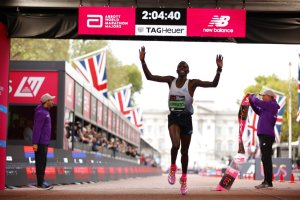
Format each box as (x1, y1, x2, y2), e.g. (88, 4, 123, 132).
(160, 126, 165, 134)
(228, 141, 234, 152)
(228, 127, 233, 135)
(216, 140, 221, 152)
(147, 126, 152, 134)
(216, 126, 222, 134)
(198, 121, 203, 135)
(158, 138, 164, 150)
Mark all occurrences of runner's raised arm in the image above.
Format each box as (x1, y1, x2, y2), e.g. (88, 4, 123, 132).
(190, 54, 223, 89)
(139, 46, 174, 86)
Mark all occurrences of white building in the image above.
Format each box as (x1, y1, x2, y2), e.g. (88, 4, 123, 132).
(142, 100, 239, 171)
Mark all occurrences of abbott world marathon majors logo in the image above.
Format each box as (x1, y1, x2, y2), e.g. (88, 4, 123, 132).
(87, 14, 128, 29)
(204, 15, 233, 33)
(10, 77, 45, 97)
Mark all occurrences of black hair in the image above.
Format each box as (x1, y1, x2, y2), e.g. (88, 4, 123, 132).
(177, 61, 188, 68)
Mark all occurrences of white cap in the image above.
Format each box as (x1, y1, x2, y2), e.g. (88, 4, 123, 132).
(259, 89, 275, 97)
(41, 93, 55, 103)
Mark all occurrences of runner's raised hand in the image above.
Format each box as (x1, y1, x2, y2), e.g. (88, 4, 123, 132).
(216, 54, 223, 68)
(139, 46, 146, 62)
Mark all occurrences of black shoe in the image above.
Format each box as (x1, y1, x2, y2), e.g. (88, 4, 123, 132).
(255, 182, 273, 189)
(37, 184, 53, 190)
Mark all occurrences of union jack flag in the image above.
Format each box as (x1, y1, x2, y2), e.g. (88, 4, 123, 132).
(130, 106, 143, 130)
(274, 95, 286, 143)
(73, 48, 107, 97)
(246, 108, 259, 155)
(108, 84, 132, 118)
(297, 54, 300, 122)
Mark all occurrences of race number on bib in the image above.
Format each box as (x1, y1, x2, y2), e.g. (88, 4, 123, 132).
(169, 95, 185, 111)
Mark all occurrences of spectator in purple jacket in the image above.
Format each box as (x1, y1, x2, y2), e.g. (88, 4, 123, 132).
(248, 89, 280, 189)
(32, 93, 55, 190)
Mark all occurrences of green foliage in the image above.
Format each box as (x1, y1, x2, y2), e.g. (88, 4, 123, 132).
(244, 74, 300, 142)
(10, 38, 142, 101)
(107, 64, 142, 105)
(69, 40, 108, 59)
(11, 38, 69, 61)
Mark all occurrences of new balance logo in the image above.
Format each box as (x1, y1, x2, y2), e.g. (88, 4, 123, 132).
(14, 77, 45, 97)
(208, 15, 231, 27)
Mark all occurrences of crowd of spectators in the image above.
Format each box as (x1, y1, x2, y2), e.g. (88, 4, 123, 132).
(65, 121, 139, 158)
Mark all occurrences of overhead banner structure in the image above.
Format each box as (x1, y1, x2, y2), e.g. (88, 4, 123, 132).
(78, 7, 246, 38)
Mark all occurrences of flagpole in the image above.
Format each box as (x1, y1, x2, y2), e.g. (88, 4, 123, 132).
(72, 46, 108, 61)
(112, 84, 133, 93)
(262, 86, 285, 96)
(288, 62, 292, 159)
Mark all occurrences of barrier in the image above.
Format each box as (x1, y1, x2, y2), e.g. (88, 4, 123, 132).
(255, 158, 292, 181)
(6, 145, 162, 187)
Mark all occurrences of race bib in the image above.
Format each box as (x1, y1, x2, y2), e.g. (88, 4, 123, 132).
(169, 95, 185, 111)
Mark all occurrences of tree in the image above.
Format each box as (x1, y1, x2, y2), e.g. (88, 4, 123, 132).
(11, 38, 69, 61)
(10, 38, 142, 101)
(244, 74, 300, 142)
(107, 64, 142, 105)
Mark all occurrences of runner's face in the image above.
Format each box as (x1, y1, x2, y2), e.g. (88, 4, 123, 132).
(177, 63, 189, 76)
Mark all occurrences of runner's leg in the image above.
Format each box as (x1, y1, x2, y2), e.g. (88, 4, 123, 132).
(180, 133, 191, 175)
(169, 124, 181, 165)
(179, 133, 191, 195)
(168, 124, 181, 185)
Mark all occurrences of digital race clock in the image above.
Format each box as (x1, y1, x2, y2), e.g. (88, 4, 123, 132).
(136, 8, 186, 25)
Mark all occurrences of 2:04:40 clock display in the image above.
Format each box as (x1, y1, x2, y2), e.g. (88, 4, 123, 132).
(141, 10, 181, 20)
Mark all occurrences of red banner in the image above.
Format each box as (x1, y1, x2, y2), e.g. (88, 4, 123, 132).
(9, 71, 58, 104)
(73, 166, 92, 179)
(187, 8, 246, 38)
(108, 109, 112, 131)
(103, 105, 108, 128)
(65, 75, 75, 110)
(78, 7, 136, 36)
(83, 89, 91, 119)
(116, 116, 120, 136)
(122, 121, 126, 138)
(97, 101, 103, 126)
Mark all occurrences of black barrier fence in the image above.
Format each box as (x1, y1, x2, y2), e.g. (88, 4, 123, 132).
(239, 158, 292, 181)
(6, 145, 162, 187)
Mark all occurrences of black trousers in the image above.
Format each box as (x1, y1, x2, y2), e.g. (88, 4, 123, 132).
(258, 134, 275, 185)
(34, 144, 48, 186)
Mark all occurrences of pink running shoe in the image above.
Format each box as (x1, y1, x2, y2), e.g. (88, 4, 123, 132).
(180, 177, 188, 195)
(168, 167, 176, 185)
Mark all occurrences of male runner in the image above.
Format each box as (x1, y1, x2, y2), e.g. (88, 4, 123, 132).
(139, 46, 223, 195)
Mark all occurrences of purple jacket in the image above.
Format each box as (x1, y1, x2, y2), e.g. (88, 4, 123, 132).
(249, 94, 280, 138)
(32, 104, 52, 145)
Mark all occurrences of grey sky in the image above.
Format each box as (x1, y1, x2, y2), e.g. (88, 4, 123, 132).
(109, 41, 300, 112)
